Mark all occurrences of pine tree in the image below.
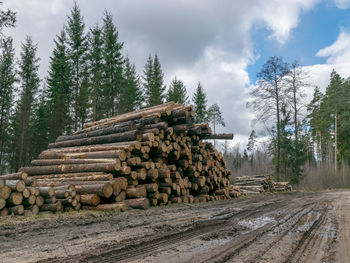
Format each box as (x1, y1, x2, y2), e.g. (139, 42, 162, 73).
(119, 56, 142, 113)
(247, 130, 258, 168)
(10, 36, 40, 170)
(0, 3, 16, 42)
(166, 77, 189, 104)
(192, 82, 207, 123)
(66, 2, 88, 131)
(30, 93, 50, 160)
(207, 103, 225, 147)
(0, 37, 16, 174)
(88, 24, 104, 121)
(143, 53, 166, 107)
(46, 29, 72, 142)
(102, 11, 124, 116)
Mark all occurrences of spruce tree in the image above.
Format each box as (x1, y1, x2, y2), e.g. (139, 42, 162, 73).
(143, 53, 166, 107)
(0, 37, 16, 174)
(102, 11, 124, 116)
(0, 3, 16, 42)
(88, 24, 104, 121)
(166, 77, 189, 104)
(46, 29, 72, 142)
(207, 103, 225, 147)
(119, 56, 142, 113)
(10, 36, 40, 170)
(192, 82, 207, 123)
(30, 93, 50, 160)
(66, 2, 88, 131)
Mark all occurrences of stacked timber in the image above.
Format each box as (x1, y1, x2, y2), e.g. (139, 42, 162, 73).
(1, 102, 235, 214)
(0, 172, 49, 216)
(232, 175, 292, 194)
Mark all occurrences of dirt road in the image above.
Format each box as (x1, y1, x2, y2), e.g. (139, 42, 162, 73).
(0, 190, 349, 263)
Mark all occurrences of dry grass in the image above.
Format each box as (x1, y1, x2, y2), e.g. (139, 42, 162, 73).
(297, 165, 350, 190)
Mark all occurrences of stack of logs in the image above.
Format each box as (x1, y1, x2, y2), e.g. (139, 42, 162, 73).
(1, 102, 235, 214)
(0, 172, 59, 216)
(232, 175, 292, 194)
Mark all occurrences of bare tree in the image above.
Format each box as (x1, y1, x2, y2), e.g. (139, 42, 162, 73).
(247, 56, 289, 181)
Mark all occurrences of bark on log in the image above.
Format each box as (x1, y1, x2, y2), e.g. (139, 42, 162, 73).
(0, 198, 5, 210)
(5, 180, 26, 192)
(123, 197, 150, 210)
(115, 191, 126, 202)
(20, 162, 121, 175)
(200, 133, 234, 140)
(8, 192, 23, 206)
(0, 172, 28, 180)
(48, 130, 141, 149)
(8, 205, 24, 215)
(75, 183, 113, 198)
(83, 202, 129, 212)
(0, 186, 11, 199)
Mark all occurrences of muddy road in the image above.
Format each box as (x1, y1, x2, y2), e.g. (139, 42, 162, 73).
(0, 190, 349, 263)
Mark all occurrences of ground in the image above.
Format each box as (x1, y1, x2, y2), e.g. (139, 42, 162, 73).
(0, 190, 349, 263)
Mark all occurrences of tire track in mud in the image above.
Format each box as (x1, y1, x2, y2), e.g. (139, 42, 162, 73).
(43, 196, 296, 263)
(198, 201, 323, 263)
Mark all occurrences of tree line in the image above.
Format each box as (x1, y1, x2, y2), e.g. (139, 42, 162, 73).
(0, 3, 226, 174)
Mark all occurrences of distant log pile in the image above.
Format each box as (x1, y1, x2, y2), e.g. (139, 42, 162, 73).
(0, 102, 236, 215)
(232, 175, 292, 195)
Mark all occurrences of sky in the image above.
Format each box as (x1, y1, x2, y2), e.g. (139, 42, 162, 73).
(3, 0, 350, 149)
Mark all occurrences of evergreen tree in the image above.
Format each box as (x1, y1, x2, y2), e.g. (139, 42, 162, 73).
(192, 82, 207, 123)
(30, 93, 50, 160)
(247, 130, 257, 168)
(0, 37, 16, 174)
(88, 24, 104, 121)
(166, 77, 189, 104)
(66, 2, 88, 131)
(46, 29, 72, 142)
(10, 36, 40, 170)
(207, 103, 225, 147)
(143, 53, 166, 106)
(0, 2, 16, 42)
(102, 11, 124, 116)
(119, 56, 142, 113)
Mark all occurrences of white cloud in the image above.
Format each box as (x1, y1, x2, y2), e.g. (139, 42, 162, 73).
(1, 0, 321, 146)
(333, 0, 350, 9)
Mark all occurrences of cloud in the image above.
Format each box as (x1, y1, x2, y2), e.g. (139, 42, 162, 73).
(1, 0, 321, 147)
(333, 0, 350, 9)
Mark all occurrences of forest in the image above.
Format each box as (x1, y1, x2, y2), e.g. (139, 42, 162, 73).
(0, 3, 348, 187)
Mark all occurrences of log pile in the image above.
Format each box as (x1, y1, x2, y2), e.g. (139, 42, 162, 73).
(1, 102, 235, 215)
(0, 172, 52, 216)
(232, 175, 292, 194)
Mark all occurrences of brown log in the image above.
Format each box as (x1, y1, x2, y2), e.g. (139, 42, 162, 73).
(8, 205, 24, 215)
(0, 208, 8, 216)
(147, 191, 160, 199)
(31, 158, 119, 166)
(0, 172, 28, 180)
(123, 197, 150, 210)
(83, 102, 174, 129)
(43, 196, 56, 204)
(0, 198, 5, 209)
(36, 196, 44, 207)
(20, 162, 121, 175)
(158, 193, 168, 204)
(39, 142, 140, 157)
(37, 174, 113, 183)
(201, 133, 234, 140)
(143, 183, 158, 192)
(115, 190, 126, 202)
(48, 130, 141, 149)
(32, 172, 108, 179)
(112, 177, 128, 196)
(0, 178, 3, 188)
(40, 203, 62, 212)
(5, 180, 26, 192)
(126, 186, 146, 198)
(75, 183, 113, 198)
(147, 169, 158, 180)
(83, 202, 129, 212)
(150, 198, 158, 206)
(22, 188, 30, 198)
(23, 195, 36, 205)
(159, 187, 171, 195)
(57, 120, 137, 142)
(0, 186, 11, 199)
(8, 192, 23, 206)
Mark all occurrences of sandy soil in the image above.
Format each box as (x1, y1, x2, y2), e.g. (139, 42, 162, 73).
(0, 190, 349, 263)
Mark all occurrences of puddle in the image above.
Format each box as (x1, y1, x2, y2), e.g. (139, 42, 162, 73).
(238, 216, 276, 231)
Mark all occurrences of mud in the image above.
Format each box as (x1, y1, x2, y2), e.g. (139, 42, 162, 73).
(0, 190, 349, 262)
